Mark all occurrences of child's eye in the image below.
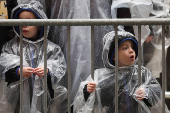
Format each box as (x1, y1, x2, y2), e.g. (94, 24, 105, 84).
(123, 47, 128, 50)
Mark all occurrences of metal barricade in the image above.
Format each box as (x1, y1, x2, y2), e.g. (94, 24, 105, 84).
(0, 18, 169, 113)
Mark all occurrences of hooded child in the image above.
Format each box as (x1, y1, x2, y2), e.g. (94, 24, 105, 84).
(73, 30, 170, 113)
(0, 1, 67, 113)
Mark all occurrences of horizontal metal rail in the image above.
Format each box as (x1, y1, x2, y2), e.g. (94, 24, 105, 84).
(166, 92, 170, 98)
(0, 18, 170, 26)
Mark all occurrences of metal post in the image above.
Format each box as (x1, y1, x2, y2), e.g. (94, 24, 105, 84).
(138, 25, 142, 113)
(162, 25, 165, 113)
(19, 26, 23, 113)
(91, 25, 95, 113)
(114, 26, 118, 113)
(44, 26, 48, 113)
(91, 26, 94, 79)
(67, 26, 71, 113)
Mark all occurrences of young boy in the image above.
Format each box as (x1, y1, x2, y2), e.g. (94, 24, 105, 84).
(0, 1, 67, 113)
(73, 30, 169, 113)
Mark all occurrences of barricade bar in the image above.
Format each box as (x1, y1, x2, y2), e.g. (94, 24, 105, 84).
(162, 25, 165, 113)
(1, 18, 170, 26)
(138, 25, 142, 113)
(91, 26, 94, 79)
(114, 26, 118, 113)
(67, 26, 71, 113)
(19, 26, 23, 113)
(44, 26, 48, 113)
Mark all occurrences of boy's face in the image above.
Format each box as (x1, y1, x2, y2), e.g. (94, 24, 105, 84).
(113, 40, 136, 67)
(19, 10, 40, 39)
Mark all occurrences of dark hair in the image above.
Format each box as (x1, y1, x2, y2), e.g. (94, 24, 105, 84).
(117, 8, 135, 35)
(108, 34, 138, 65)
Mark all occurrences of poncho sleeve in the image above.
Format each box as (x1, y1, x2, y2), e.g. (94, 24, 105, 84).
(133, 66, 170, 113)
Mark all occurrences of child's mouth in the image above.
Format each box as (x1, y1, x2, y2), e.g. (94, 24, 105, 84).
(23, 30, 28, 33)
(130, 55, 135, 60)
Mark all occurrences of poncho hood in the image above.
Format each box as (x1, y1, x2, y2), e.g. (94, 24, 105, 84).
(11, 1, 49, 43)
(102, 30, 138, 69)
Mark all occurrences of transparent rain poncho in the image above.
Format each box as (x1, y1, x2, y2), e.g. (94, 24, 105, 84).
(111, 0, 153, 44)
(143, 0, 170, 78)
(16, 0, 114, 105)
(47, 0, 114, 104)
(0, 1, 67, 113)
(73, 30, 170, 113)
(14, 0, 170, 106)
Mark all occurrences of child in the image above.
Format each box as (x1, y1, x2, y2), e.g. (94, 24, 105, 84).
(0, 1, 67, 113)
(74, 30, 170, 113)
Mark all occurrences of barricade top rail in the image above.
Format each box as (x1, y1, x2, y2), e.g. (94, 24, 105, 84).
(0, 18, 170, 26)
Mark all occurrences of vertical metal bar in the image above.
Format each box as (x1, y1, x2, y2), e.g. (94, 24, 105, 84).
(67, 26, 71, 113)
(114, 25, 118, 113)
(165, 58, 167, 91)
(162, 25, 165, 113)
(44, 26, 47, 113)
(165, 64, 167, 92)
(165, 25, 168, 91)
(91, 26, 94, 79)
(138, 25, 141, 113)
(19, 26, 23, 113)
(165, 42, 167, 91)
(91, 26, 95, 113)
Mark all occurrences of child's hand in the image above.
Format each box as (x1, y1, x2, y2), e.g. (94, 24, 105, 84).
(18, 67, 34, 77)
(34, 67, 49, 77)
(87, 82, 96, 93)
(134, 88, 146, 100)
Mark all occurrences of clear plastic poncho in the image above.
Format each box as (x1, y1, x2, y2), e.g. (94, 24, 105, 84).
(73, 30, 170, 113)
(111, 0, 153, 45)
(143, 0, 170, 78)
(47, 0, 114, 104)
(16, 0, 114, 105)
(0, 1, 67, 113)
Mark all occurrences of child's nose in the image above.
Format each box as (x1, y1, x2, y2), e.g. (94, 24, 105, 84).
(129, 47, 134, 52)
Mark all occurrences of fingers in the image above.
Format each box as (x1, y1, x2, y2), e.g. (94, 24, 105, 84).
(22, 67, 47, 77)
(34, 67, 48, 72)
(34, 67, 43, 70)
(136, 94, 145, 100)
(26, 67, 34, 71)
(34, 68, 43, 76)
(23, 72, 33, 77)
(34, 71, 44, 77)
(135, 88, 146, 100)
(34, 67, 45, 77)
(87, 87, 95, 93)
(136, 96, 145, 100)
(88, 82, 96, 89)
(22, 67, 34, 77)
(87, 82, 96, 93)
(88, 82, 96, 85)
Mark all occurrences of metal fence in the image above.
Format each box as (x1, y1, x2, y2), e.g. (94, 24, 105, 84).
(0, 18, 169, 113)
